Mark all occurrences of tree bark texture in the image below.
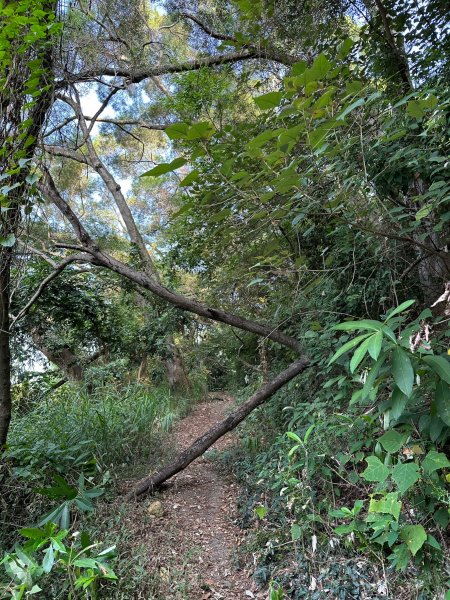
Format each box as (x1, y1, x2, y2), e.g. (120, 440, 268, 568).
(0, 251, 12, 447)
(125, 357, 309, 499)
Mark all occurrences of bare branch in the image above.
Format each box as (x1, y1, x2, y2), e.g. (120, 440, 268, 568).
(181, 11, 238, 43)
(43, 144, 89, 164)
(59, 49, 297, 86)
(86, 117, 170, 130)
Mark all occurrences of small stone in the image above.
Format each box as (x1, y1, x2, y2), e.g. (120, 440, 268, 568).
(147, 500, 164, 517)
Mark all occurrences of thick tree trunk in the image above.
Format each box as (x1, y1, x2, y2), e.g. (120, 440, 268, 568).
(165, 337, 189, 393)
(0, 253, 12, 447)
(31, 329, 84, 382)
(125, 358, 309, 499)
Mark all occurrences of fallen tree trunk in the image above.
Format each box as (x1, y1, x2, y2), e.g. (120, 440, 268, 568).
(125, 358, 309, 500)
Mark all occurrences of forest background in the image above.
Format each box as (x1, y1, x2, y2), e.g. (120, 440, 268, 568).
(0, 0, 449, 598)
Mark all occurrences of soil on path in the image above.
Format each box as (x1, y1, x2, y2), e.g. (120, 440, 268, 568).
(140, 396, 260, 600)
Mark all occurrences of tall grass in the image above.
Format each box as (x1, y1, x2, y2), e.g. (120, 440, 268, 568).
(6, 382, 187, 477)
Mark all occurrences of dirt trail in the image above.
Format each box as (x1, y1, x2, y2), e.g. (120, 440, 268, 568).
(141, 396, 259, 599)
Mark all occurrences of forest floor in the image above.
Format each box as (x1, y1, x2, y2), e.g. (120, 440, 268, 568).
(128, 395, 261, 600)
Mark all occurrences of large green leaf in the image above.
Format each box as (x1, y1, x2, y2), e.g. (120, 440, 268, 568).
(367, 330, 383, 360)
(140, 157, 187, 177)
(368, 492, 401, 520)
(378, 430, 406, 454)
(435, 380, 450, 425)
(362, 353, 387, 400)
(422, 450, 450, 474)
(392, 462, 420, 494)
(164, 122, 190, 139)
(392, 347, 414, 397)
(350, 335, 374, 373)
(336, 97, 365, 121)
(333, 319, 382, 332)
(423, 355, 450, 385)
(307, 54, 332, 81)
(254, 91, 283, 110)
(390, 387, 408, 420)
(361, 456, 390, 483)
(384, 299, 415, 321)
(187, 121, 215, 140)
(42, 546, 54, 573)
(400, 524, 427, 555)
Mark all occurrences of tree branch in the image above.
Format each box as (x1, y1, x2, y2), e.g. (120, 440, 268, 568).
(181, 12, 238, 43)
(125, 358, 309, 499)
(58, 49, 297, 87)
(39, 171, 302, 352)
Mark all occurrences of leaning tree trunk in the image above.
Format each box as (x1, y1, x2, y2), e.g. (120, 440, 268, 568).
(125, 358, 309, 499)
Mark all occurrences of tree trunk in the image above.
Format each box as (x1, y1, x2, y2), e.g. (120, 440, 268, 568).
(0, 251, 12, 447)
(125, 358, 309, 499)
(165, 337, 189, 393)
(31, 329, 84, 382)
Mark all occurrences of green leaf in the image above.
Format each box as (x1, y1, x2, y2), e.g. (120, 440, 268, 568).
(291, 523, 302, 541)
(140, 157, 187, 177)
(400, 524, 427, 555)
(378, 430, 406, 454)
(255, 505, 268, 519)
(73, 558, 99, 569)
(368, 330, 383, 360)
(187, 121, 215, 139)
(254, 91, 283, 110)
(392, 462, 420, 494)
(423, 355, 450, 385)
(60, 504, 70, 530)
(436, 380, 450, 425)
(407, 100, 424, 119)
(19, 528, 46, 540)
(286, 431, 301, 443)
(426, 534, 441, 551)
(309, 53, 332, 80)
(0, 233, 16, 247)
(164, 122, 189, 139)
(422, 450, 450, 474)
(42, 546, 54, 573)
(291, 60, 307, 75)
(328, 333, 372, 365)
(368, 492, 401, 520)
(384, 300, 415, 321)
(390, 387, 408, 420)
(362, 352, 387, 400)
(361, 456, 390, 483)
(350, 335, 373, 373)
(333, 319, 382, 332)
(392, 347, 414, 397)
(336, 97, 365, 121)
(179, 169, 199, 187)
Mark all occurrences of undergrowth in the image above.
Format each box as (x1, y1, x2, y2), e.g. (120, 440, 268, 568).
(0, 377, 205, 598)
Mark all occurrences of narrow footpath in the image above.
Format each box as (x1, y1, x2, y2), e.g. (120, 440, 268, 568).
(139, 396, 261, 599)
